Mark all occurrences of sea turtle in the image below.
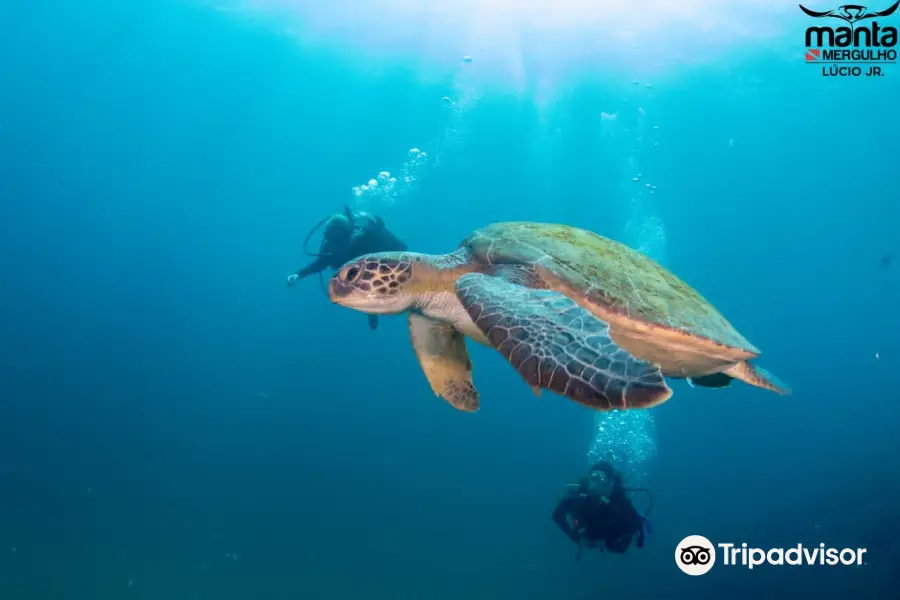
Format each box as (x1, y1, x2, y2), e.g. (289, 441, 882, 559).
(327, 222, 789, 412)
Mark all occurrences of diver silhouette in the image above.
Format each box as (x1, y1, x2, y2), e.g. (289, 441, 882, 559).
(799, 1, 900, 24)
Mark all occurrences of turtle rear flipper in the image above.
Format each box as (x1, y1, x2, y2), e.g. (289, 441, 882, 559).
(455, 273, 672, 411)
(725, 361, 791, 395)
(408, 313, 479, 412)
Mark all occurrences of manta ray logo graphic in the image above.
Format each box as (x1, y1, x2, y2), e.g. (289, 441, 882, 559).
(800, 1, 900, 24)
(800, 1, 898, 77)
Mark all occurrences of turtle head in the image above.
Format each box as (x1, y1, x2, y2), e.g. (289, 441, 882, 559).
(329, 252, 433, 314)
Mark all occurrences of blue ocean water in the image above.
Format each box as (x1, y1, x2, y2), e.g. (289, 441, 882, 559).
(1, 1, 898, 598)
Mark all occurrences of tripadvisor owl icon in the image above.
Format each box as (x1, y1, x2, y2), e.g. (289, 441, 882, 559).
(801, 1, 899, 77)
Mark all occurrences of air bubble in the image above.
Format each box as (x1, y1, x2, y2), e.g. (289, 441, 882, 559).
(351, 145, 431, 208)
(589, 410, 657, 488)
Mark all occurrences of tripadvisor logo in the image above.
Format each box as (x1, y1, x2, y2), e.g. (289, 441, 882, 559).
(801, 1, 899, 77)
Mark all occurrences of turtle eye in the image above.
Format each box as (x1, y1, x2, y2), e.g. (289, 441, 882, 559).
(344, 266, 360, 281)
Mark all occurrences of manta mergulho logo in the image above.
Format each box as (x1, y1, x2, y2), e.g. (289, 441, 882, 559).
(800, 0, 899, 50)
(799, 0, 898, 71)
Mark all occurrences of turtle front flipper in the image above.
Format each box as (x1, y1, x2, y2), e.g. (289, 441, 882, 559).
(455, 273, 672, 411)
(408, 313, 479, 412)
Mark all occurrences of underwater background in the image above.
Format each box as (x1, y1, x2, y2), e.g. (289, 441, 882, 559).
(1, 0, 898, 598)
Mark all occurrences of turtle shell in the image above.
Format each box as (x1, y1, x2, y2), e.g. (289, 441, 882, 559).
(460, 221, 758, 355)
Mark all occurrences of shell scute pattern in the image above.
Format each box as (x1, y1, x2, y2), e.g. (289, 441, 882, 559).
(461, 222, 757, 353)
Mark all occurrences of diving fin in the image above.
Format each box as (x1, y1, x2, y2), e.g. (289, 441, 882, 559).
(642, 516, 653, 536)
(688, 373, 733, 389)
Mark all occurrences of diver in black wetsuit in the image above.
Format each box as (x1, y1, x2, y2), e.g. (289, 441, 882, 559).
(287, 206, 408, 330)
(552, 461, 652, 558)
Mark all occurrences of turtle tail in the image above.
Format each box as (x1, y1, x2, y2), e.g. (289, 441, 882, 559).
(724, 361, 791, 395)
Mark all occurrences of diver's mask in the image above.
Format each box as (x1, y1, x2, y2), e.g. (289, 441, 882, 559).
(302, 211, 353, 258)
(319, 214, 354, 254)
(579, 470, 614, 502)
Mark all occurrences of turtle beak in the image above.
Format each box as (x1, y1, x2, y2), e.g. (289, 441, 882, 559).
(328, 276, 354, 304)
(329, 259, 367, 305)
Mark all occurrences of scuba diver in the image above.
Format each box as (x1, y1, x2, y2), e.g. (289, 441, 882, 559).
(552, 461, 653, 559)
(287, 206, 408, 330)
